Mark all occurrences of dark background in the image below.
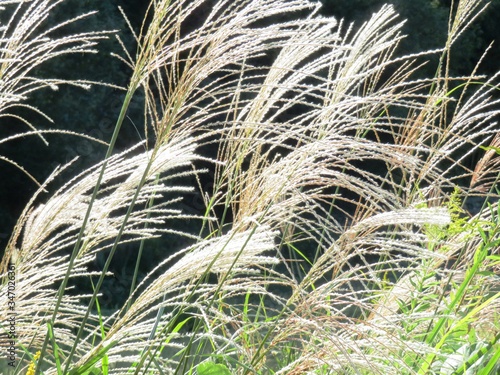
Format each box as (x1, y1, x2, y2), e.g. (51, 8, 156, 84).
(0, 0, 498, 307)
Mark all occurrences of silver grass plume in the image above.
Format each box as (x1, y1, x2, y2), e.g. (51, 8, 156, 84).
(0, 136, 202, 362)
(0, 0, 113, 184)
(0, 0, 499, 374)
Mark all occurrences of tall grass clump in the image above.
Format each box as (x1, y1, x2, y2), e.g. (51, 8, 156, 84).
(1, 0, 499, 373)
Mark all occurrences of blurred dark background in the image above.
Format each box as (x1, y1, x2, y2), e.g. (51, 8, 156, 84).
(0, 0, 498, 307)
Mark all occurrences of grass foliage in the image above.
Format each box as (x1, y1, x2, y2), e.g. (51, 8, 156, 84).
(1, 0, 499, 373)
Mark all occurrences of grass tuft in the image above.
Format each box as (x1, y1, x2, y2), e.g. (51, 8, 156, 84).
(1, 0, 499, 374)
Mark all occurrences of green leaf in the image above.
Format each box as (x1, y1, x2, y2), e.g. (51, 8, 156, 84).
(91, 277, 109, 375)
(479, 145, 500, 154)
(67, 340, 118, 375)
(197, 361, 232, 375)
(47, 321, 63, 375)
